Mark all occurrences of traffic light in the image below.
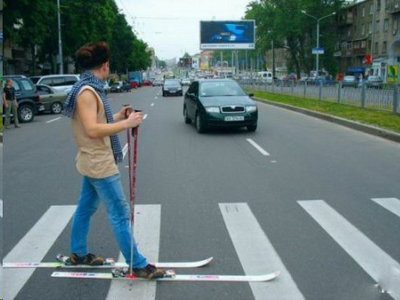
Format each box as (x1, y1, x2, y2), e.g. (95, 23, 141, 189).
(365, 54, 372, 64)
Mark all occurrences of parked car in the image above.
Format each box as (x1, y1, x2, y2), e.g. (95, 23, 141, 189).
(130, 80, 139, 89)
(365, 75, 383, 89)
(341, 75, 358, 88)
(35, 74, 80, 93)
(142, 79, 153, 86)
(36, 84, 66, 114)
(3, 75, 44, 123)
(152, 79, 163, 86)
(110, 81, 132, 93)
(181, 78, 191, 86)
(104, 81, 111, 94)
(162, 80, 183, 96)
(314, 75, 336, 86)
(276, 73, 297, 87)
(183, 79, 258, 133)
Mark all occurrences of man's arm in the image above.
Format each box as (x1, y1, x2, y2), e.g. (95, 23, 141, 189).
(76, 89, 142, 139)
(3, 92, 8, 108)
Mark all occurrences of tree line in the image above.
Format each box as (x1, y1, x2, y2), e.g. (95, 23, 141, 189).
(4, 0, 152, 75)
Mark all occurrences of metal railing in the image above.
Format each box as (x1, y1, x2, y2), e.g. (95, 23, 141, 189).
(239, 79, 400, 114)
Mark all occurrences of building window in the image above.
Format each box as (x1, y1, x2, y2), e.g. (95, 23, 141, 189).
(369, 23, 372, 33)
(375, 20, 380, 33)
(362, 6, 365, 17)
(361, 41, 366, 48)
(394, 16, 399, 34)
(347, 42, 352, 50)
(385, 0, 389, 10)
(348, 29, 351, 37)
(362, 24, 365, 35)
(377, 0, 381, 10)
(370, 3, 374, 14)
(384, 19, 389, 31)
(382, 41, 387, 53)
(374, 42, 379, 54)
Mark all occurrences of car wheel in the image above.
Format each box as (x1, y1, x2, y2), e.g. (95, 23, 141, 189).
(18, 104, 35, 123)
(183, 106, 191, 124)
(195, 112, 206, 133)
(50, 102, 63, 114)
(162, 92, 165, 97)
(247, 124, 257, 132)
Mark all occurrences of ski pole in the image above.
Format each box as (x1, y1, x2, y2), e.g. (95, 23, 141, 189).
(125, 107, 141, 280)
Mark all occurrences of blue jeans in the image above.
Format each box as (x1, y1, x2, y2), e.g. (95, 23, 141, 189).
(70, 174, 148, 268)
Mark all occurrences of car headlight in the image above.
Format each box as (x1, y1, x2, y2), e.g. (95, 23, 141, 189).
(205, 107, 220, 113)
(246, 106, 257, 112)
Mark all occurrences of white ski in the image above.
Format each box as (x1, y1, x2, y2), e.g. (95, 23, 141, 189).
(3, 257, 213, 269)
(51, 270, 280, 282)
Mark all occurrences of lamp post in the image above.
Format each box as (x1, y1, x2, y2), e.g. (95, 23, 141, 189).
(57, 0, 64, 74)
(301, 10, 336, 77)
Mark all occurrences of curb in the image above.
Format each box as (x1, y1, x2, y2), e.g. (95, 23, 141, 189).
(0, 132, 2, 143)
(254, 97, 400, 144)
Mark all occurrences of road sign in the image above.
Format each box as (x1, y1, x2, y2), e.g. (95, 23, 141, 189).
(312, 48, 324, 54)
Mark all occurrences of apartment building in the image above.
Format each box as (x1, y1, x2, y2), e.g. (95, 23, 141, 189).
(337, 0, 400, 82)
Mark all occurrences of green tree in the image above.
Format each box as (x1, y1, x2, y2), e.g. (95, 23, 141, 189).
(245, 0, 343, 77)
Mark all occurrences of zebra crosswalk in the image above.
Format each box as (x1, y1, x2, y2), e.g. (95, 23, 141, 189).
(2, 197, 400, 300)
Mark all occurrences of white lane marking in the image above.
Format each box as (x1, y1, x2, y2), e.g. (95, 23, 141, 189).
(371, 198, 400, 218)
(4, 205, 76, 300)
(298, 200, 400, 299)
(143, 114, 148, 120)
(46, 117, 62, 124)
(220, 203, 305, 300)
(246, 139, 270, 156)
(151, 103, 155, 106)
(106, 205, 161, 300)
(122, 143, 128, 159)
(0, 199, 3, 218)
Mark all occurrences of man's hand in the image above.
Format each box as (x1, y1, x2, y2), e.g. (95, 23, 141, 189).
(126, 111, 143, 128)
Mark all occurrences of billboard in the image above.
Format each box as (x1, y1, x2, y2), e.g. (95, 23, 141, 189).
(200, 20, 255, 50)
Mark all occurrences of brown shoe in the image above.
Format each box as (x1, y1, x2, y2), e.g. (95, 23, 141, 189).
(120, 264, 166, 279)
(65, 253, 105, 266)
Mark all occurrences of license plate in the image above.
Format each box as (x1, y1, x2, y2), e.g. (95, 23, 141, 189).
(224, 116, 244, 121)
(169, 90, 177, 93)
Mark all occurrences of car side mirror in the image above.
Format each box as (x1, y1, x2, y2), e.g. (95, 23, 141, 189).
(248, 93, 254, 97)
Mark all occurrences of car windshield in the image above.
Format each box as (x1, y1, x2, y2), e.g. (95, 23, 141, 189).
(200, 81, 246, 97)
(165, 81, 180, 87)
(344, 76, 355, 80)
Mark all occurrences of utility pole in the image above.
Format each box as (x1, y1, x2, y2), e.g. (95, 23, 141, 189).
(57, 0, 64, 74)
(302, 10, 336, 77)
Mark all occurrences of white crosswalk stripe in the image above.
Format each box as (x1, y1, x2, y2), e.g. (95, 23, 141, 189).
(0, 199, 3, 218)
(371, 198, 400, 218)
(3, 205, 76, 300)
(220, 203, 305, 300)
(298, 200, 400, 299)
(106, 205, 161, 300)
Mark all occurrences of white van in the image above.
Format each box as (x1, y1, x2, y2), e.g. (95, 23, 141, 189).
(36, 74, 80, 93)
(258, 71, 273, 84)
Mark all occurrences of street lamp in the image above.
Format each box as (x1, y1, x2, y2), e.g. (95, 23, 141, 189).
(57, 0, 64, 74)
(301, 10, 336, 77)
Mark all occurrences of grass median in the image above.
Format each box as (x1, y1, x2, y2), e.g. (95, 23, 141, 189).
(247, 89, 400, 133)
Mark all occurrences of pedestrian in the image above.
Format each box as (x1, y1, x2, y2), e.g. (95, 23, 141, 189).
(3, 78, 21, 129)
(62, 41, 165, 279)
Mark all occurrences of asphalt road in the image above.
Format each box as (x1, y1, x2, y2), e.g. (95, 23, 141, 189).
(3, 86, 400, 300)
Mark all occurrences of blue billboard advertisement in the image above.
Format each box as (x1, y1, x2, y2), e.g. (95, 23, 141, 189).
(200, 20, 255, 50)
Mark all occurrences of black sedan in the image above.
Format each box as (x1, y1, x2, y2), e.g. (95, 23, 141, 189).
(162, 80, 183, 96)
(110, 81, 131, 93)
(183, 79, 258, 133)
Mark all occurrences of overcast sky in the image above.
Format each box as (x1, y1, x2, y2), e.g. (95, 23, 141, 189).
(115, 0, 252, 60)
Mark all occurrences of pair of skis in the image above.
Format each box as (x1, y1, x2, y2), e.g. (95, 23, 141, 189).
(4, 255, 280, 282)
